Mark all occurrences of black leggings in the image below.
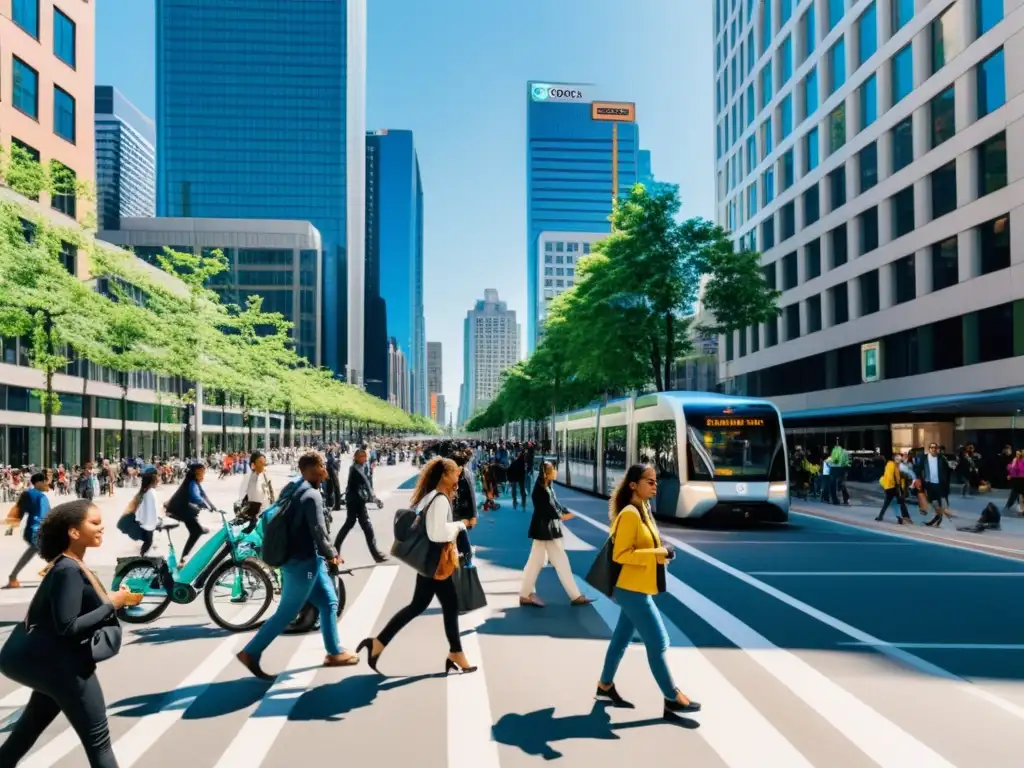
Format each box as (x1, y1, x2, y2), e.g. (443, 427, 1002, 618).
(172, 512, 204, 559)
(377, 573, 462, 653)
(0, 669, 115, 767)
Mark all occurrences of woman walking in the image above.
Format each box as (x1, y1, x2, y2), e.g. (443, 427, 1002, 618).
(118, 469, 161, 555)
(357, 457, 478, 674)
(595, 463, 700, 719)
(519, 461, 593, 607)
(0, 500, 142, 767)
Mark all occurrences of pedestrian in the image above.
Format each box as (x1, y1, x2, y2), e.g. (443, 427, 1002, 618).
(357, 457, 478, 675)
(519, 461, 593, 607)
(875, 452, 911, 524)
(117, 469, 160, 555)
(595, 463, 700, 719)
(324, 444, 342, 511)
(334, 448, 387, 563)
(239, 450, 275, 518)
(507, 449, 528, 509)
(236, 452, 358, 679)
(5, 472, 51, 588)
(162, 463, 213, 566)
(0, 499, 143, 767)
(452, 449, 477, 558)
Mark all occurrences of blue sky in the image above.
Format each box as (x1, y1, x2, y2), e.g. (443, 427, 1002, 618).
(97, 0, 714, 415)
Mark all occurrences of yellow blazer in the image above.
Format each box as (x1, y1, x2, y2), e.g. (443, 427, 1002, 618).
(611, 503, 665, 595)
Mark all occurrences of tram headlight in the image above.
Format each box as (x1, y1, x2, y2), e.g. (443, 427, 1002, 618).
(768, 482, 789, 497)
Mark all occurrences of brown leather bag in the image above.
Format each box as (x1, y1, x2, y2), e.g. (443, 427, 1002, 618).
(434, 541, 458, 580)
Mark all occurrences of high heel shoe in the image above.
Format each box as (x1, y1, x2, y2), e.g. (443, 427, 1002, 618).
(445, 658, 478, 674)
(356, 638, 382, 673)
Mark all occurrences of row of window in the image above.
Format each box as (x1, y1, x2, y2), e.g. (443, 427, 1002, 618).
(12, 0, 77, 68)
(543, 241, 592, 254)
(12, 56, 77, 145)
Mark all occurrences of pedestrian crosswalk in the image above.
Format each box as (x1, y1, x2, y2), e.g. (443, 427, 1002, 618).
(0, 480, 1021, 767)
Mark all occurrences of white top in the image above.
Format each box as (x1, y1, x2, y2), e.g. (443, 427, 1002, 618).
(243, 471, 272, 507)
(926, 455, 939, 484)
(418, 490, 465, 543)
(135, 489, 159, 531)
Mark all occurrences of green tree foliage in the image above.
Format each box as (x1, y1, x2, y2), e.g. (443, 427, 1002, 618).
(467, 183, 779, 431)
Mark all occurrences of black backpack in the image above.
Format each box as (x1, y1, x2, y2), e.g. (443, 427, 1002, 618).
(454, 475, 476, 521)
(261, 482, 303, 567)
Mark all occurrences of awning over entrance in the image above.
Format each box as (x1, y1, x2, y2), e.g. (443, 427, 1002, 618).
(782, 385, 1024, 422)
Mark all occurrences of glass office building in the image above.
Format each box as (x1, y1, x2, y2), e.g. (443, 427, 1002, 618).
(155, 0, 366, 379)
(95, 86, 156, 231)
(526, 81, 640, 351)
(713, 0, 1022, 456)
(364, 130, 426, 414)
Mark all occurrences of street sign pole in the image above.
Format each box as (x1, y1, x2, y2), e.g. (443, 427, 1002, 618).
(591, 102, 636, 230)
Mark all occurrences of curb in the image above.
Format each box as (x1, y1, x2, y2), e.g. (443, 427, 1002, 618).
(792, 504, 1024, 562)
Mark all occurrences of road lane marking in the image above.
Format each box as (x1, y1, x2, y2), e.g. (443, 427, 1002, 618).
(562, 526, 815, 767)
(213, 565, 399, 768)
(842, 642, 1024, 650)
(563, 494, 1024, 723)
(669, 541, 914, 545)
(0, 686, 30, 731)
(571, 510, 959, 767)
(448, 602, 501, 768)
(748, 571, 1024, 576)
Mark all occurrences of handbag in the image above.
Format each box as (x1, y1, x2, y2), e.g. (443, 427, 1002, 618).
(584, 518, 623, 597)
(452, 560, 487, 613)
(434, 542, 458, 581)
(392, 496, 444, 578)
(65, 556, 123, 663)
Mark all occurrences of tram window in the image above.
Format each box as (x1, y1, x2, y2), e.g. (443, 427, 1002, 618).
(685, 407, 786, 482)
(602, 425, 628, 495)
(637, 421, 679, 480)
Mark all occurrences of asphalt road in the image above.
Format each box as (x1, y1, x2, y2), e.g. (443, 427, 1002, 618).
(0, 464, 1021, 767)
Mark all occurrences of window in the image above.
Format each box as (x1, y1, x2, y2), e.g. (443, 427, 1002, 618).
(930, 87, 955, 147)
(801, 6, 816, 61)
(780, 149, 794, 191)
(827, 104, 846, 152)
(860, 207, 879, 254)
(762, 217, 776, 249)
(977, 132, 1007, 196)
(12, 58, 39, 119)
(829, 166, 846, 210)
(746, 134, 757, 173)
(780, 35, 793, 85)
(892, 186, 915, 239)
(828, 38, 846, 94)
(49, 161, 76, 218)
(931, 2, 964, 73)
(892, 117, 913, 172)
(831, 224, 848, 267)
(765, 314, 779, 347)
(783, 252, 799, 289)
(780, 202, 795, 240)
(763, 166, 775, 204)
(760, 64, 773, 109)
(977, 0, 1003, 36)
(828, 0, 844, 30)
(53, 86, 75, 143)
(830, 283, 849, 325)
(894, 255, 916, 304)
(762, 118, 774, 158)
(860, 270, 880, 315)
(54, 8, 77, 69)
(12, 0, 39, 38)
(858, 142, 878, 192)
(977, 49, 1006, 118)
(761, 0, 773, 53)
(807, 295, 822, 333)
(931, 237, 959, 291)
(747, 85, 755, 127)
(785, 304, 800, 340)
(805, 239, 822, 280)
(804, 186, 820, 226)
(930, 161, 957, 219)
(892, 0, 913, 32)
(638, 422, 678, 517)
(860, 74, 877, 129)
(747, 182, 758, 216)
(804, 127, 819, 172)
(857, 3, 877, 65)
(780, 0, 793, 25)
(892, 44, 913, 104)
(978, 215, 1010, 275)
(780, 94, 793, 138)
(763, 261, 777, 290)
(802, 68, 819, 118)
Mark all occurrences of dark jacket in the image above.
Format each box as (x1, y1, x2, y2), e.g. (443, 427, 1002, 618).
(507, 453, 527, 482)
(345, 463, 372, 504)
(528, 482, 563, 541)
(287, 481, 338, 563)
(915, 453, 951, 490)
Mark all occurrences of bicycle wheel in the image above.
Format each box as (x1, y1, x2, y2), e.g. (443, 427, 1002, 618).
(203, 559, 274, 632)
(283, 573, 347, 634)
(111, 558, 172, 624)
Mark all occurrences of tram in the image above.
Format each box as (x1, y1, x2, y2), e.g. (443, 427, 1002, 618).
(554, 391, 790, 522)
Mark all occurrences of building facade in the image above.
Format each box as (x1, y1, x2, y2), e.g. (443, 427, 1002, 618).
(387, 338, 411, 412)
(427, 341, 443, 424)
(535, 231, 606, 340)
(526, 81, 640, 351)
(461, 289, 520, 420)
(365, 130, 426, 414)
(98, 217, 323, 365)
(1, 0, 95, 233)
(95, 86, 155, 231)
(155, 0, 366, 381)
(714, 0, 1023, 456)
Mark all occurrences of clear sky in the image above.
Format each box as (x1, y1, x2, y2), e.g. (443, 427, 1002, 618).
(96, 0, 714, 417)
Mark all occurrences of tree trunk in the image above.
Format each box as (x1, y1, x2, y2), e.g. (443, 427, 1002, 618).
(120, 380, 129, 461)
(42, 313, 55, 467)
(663, 312, 675, 392)
(649, 337, 665, 392)
(155, 377, 162, 461)
(284, 403, 293, 448)
(221, 398, 227, 452)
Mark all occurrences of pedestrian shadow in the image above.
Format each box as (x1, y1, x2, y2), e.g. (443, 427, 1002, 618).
(127, 622, 234, 645)
(108, 677, 270, 720)
(290, 672, 437, 722)
(492, 701, 698, 760)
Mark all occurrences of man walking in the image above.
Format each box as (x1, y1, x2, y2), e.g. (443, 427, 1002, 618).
(334, 449, 387, 563)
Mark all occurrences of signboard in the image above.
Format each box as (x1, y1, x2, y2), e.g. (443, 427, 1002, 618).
(530, 83, 590, 103)
(591, 101, 636, 122)
(861, 341, 881, 383)
(705, 417, 766, 428)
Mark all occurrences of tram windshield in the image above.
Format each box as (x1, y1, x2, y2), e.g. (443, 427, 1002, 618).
(684, 405, 787, 482)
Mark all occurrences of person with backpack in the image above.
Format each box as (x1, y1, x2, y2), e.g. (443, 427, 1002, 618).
(452, 449, 477, 557)
(236, 452, 357, 679)
(5, 473, 51, 589)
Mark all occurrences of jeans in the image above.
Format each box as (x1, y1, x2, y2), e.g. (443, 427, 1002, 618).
(600, 587, 677, 700)
(243, 556, 342, 659)
(378, 573, 462, 653)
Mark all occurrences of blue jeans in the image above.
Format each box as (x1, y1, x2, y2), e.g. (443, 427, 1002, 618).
(600, 587, 677, 700)
(243, 556, 342, 659)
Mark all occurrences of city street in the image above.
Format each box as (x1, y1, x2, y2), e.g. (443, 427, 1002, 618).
(0, 464, 1022, 766)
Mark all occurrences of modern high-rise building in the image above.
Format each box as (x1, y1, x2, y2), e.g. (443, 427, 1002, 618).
(638, 149, 654, 187)
(713, 0, 1022, 456)
(95, 86, 155, 231)
(364, 130, 425, 414)
(427, 341, 443, 423)
(1, 0, 95, 231)
(387, 337, 411, 412)
(460, 289, 520, 421)
(526, 81, 641, 351)
(535, 231, 603, 343)
(155, 0, 366, 381)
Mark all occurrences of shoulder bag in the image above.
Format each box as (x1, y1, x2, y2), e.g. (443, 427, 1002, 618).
(392, 494, 458, 580)
(67, 557, 123, 662)
(584, 515, 624, 597)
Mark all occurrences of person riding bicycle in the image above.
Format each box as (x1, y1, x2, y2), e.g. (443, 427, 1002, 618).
(163, 463, 214, 567)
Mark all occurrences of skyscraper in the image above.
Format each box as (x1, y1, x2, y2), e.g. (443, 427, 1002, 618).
(526, 81, 640, 351)
(155, 0, 366, 380)
(427, 341, 443, 423)
(95, 87, 155, 231)
(364, 130, 425, 414)
(460, 289, 520, 421)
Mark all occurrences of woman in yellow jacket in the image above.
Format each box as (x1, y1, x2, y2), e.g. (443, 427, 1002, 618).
(875, 452, 912, 523)
(595, 463, 701, 718)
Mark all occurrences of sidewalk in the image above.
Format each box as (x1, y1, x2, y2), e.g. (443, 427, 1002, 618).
(792, 489, 1024, 561)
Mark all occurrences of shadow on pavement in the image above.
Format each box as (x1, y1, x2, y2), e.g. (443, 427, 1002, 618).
(290, 672, 438, 722)
(127, 622, 233, 645)
(108, 676, 269, 719)
(492, 701, 697, 760)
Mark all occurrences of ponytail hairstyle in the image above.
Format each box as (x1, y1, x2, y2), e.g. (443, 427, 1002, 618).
(135, 468, 159, 502)
(608, 463, 650, 523)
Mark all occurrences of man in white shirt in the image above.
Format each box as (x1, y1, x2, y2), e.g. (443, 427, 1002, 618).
(240, 451, 275, 518)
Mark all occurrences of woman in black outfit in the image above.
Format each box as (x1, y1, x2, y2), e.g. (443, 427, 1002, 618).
(163, 463, 214, 565)
(357, 457, 479, 674)
(0, 500, 142, 767)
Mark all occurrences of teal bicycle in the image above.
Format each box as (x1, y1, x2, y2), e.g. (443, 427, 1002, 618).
(111, 508, 275, 632)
